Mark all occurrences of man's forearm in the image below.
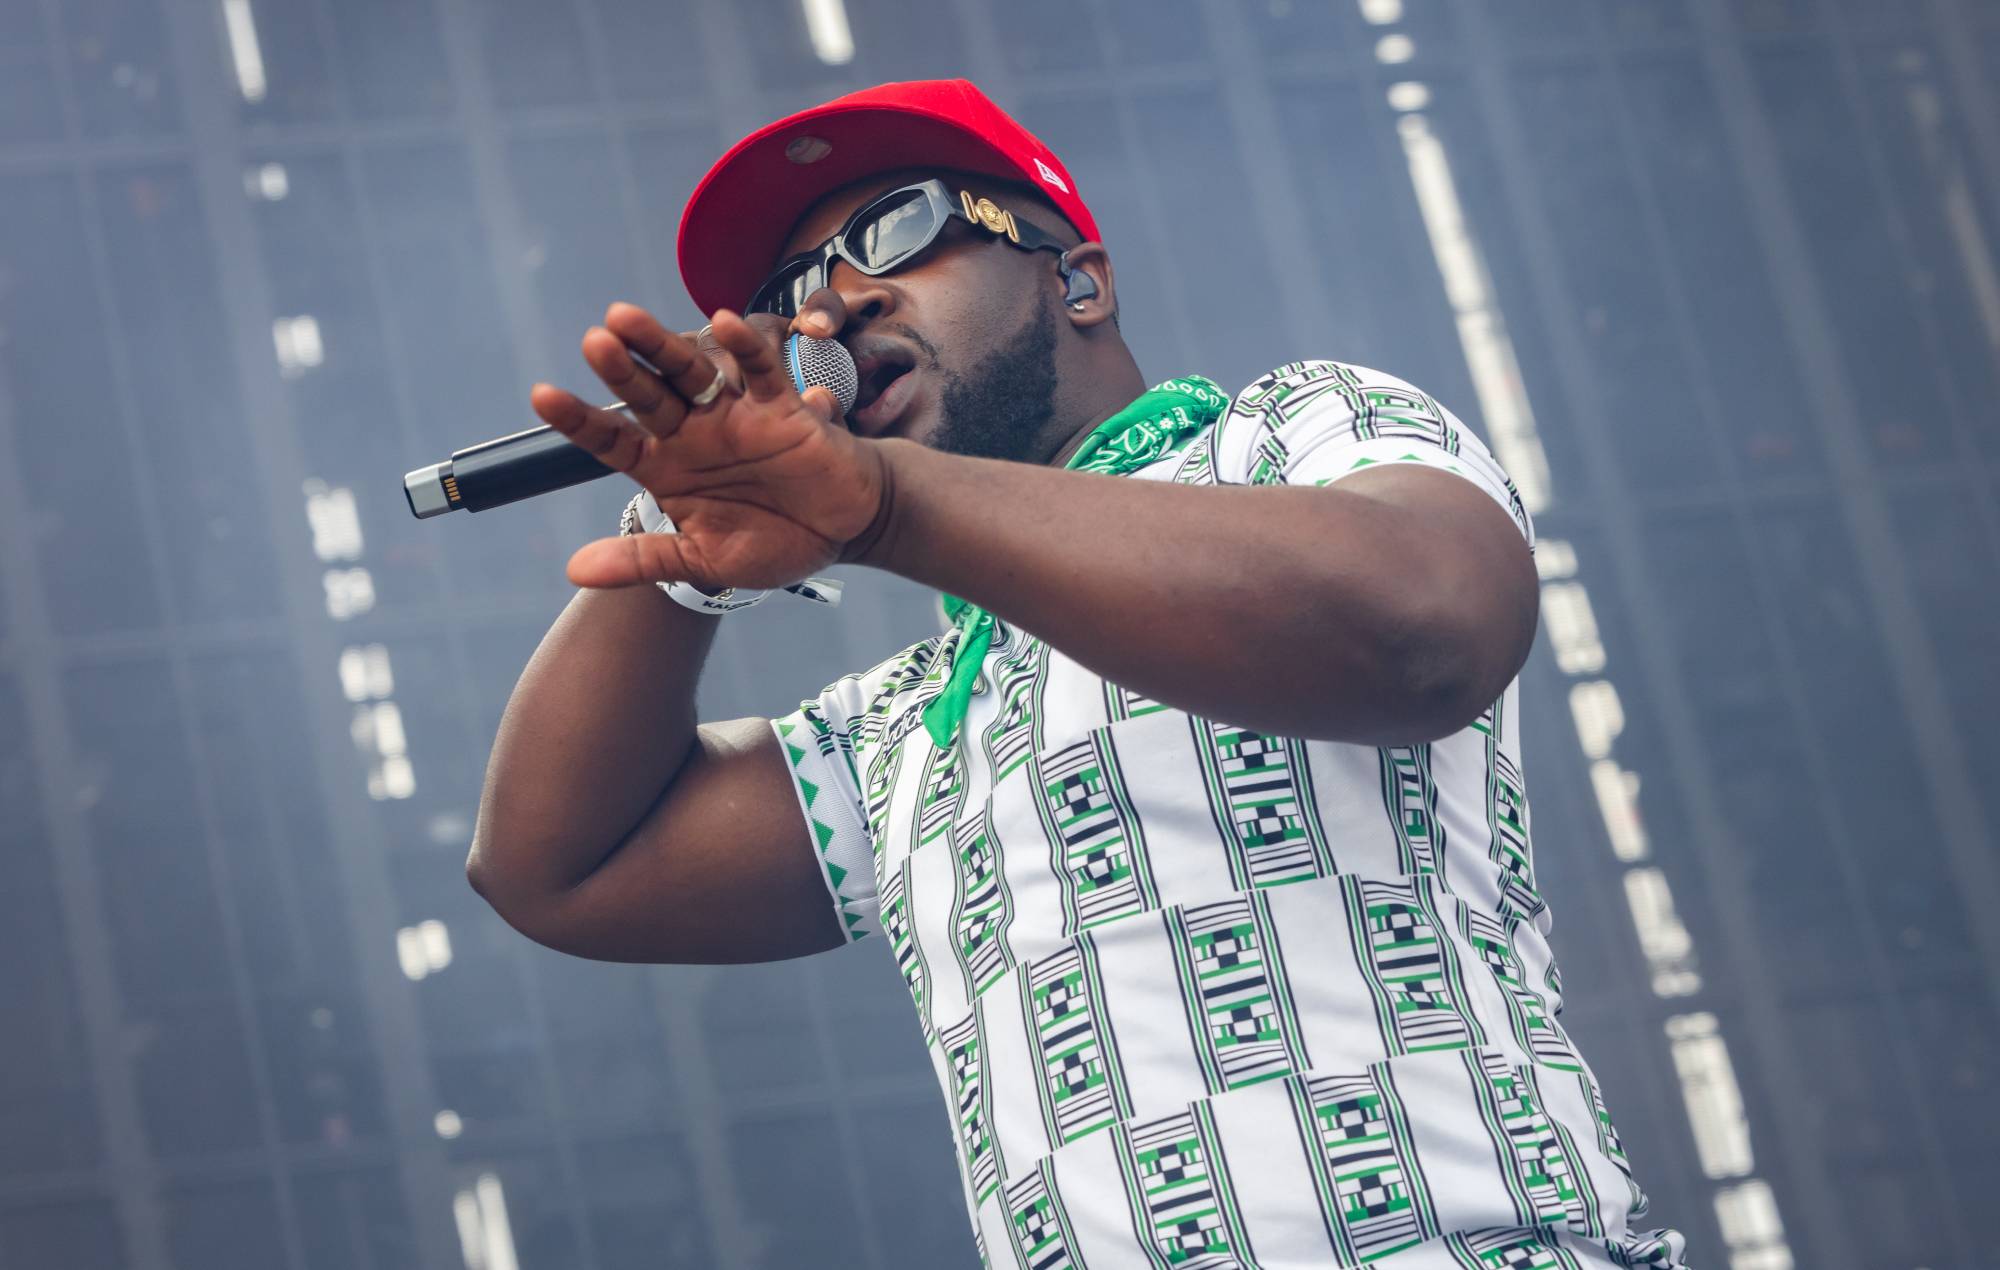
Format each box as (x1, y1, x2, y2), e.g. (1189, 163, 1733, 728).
(858, 439, 1521, 744)
(467, 583, 721, 903)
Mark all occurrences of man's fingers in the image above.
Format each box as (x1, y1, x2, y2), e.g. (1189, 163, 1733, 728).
(800, 384, 844, 428)
(581, 326, 675, 421)
(742, 310, 793, 345)
(530, 382, 646, 473)
(792, 288, 848, 340)
(710, 309, 793, 402)
(604, 302, 735, 412)
(566, 531, 698, 590)
(710, 311, 791, 401)
(604, 301, 702, 382)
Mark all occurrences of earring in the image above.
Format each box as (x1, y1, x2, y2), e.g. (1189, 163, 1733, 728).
(1067, 300, 1087, 311)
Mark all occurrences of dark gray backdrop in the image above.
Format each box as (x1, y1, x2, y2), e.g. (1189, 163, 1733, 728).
(2, 0, 1997, 1266)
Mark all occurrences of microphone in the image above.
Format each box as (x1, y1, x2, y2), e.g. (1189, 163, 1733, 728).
(402, 332, 860, 519)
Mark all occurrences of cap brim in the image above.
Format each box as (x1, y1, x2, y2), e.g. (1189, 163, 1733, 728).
(677, 103, 1050, 317)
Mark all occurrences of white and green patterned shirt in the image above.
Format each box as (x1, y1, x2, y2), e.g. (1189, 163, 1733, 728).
(771, 361, 1689, 1270)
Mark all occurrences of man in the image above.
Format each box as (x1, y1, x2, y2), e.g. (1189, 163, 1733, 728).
(468, 80, 1688, 1269)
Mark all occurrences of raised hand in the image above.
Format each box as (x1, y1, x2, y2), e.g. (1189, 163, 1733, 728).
(530, 302, 890, 592)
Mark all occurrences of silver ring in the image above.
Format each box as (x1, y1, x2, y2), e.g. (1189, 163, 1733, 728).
(696, 322, 714, 340)
(687, 365, 727, 408)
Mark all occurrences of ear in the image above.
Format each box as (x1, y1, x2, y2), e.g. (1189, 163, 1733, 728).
(1058, 242, 1117, 330)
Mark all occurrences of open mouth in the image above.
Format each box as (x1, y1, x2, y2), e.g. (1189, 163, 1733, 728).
(849, 348, 917, 432)
(852, 352, 913, 413)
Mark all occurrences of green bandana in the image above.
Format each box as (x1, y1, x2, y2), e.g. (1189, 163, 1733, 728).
(921, 375, 1230, 748)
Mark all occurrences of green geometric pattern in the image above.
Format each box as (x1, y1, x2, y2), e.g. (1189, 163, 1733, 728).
(1287, 1065, 1438, 1262)
(774, 711, 874, 942)
(1464, 1050, 1599, 1236)
(1164, 895, 1310, 1093)
(1112, 1104, 1254, 1265)
(763, 360, 1681, 1269)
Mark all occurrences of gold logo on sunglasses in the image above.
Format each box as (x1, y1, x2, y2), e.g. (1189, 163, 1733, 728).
(961, 190, 1020, 243)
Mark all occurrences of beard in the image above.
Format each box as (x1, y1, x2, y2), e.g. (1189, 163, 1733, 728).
(926, 289, 1060, 463)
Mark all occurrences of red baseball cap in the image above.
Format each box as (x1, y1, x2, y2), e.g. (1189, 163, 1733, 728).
(676, 79, 1099, 317)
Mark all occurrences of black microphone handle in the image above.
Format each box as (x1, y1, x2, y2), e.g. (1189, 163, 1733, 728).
(457, 424, 614, 511)
(402, 421, 619, 518)
(404, 333, 859, 519)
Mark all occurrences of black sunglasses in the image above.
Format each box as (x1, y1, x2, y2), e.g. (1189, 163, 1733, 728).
(747, 178, 1076, 318)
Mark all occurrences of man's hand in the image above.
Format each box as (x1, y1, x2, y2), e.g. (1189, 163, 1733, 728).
(529, 302, 890, 591)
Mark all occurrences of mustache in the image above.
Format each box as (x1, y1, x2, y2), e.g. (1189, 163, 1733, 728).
(882, 320, 942, 369)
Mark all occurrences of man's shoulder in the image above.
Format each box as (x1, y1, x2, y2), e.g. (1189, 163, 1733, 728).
(1225, 358, 1445, 425)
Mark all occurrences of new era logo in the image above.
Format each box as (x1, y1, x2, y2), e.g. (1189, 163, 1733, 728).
(1034, 157, 1069, 193)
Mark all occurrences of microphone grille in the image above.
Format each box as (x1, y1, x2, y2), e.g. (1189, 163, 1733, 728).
(787, 333, 860, 416)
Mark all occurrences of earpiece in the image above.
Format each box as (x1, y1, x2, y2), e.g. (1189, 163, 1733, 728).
(1061, 264, 1098, 308)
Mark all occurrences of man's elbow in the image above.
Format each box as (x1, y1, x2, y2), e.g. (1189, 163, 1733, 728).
(464, 837, 559, 943)
(1402, 661, 1497, 742)
(464, 832, 506, 902)
(1398, 600, 1536, 741)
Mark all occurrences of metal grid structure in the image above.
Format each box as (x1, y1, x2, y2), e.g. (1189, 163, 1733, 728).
(1, 0, 1996, 1266)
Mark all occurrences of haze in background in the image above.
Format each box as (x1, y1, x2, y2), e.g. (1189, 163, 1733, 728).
(2, 1, 1996, 1266)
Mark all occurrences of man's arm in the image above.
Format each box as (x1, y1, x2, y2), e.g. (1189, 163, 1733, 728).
(466, 308, 851, 965)
(546, 307, 1535, 748)
(854, 445, 1539, 745)
(465, 582, 844, 964)
(482, 305, 1532, 966)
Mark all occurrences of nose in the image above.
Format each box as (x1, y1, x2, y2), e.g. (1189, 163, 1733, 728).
(826, 261, 896, 331)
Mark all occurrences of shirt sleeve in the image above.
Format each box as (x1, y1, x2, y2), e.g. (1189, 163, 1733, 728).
(1210, 360, 1535, 548)
(768, 645, 925, 946)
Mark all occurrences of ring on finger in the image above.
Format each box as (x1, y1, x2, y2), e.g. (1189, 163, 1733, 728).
(687, 363, 727, 408)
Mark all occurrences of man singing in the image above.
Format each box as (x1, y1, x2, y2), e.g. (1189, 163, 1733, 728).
(467, 79, 1688, 1269)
